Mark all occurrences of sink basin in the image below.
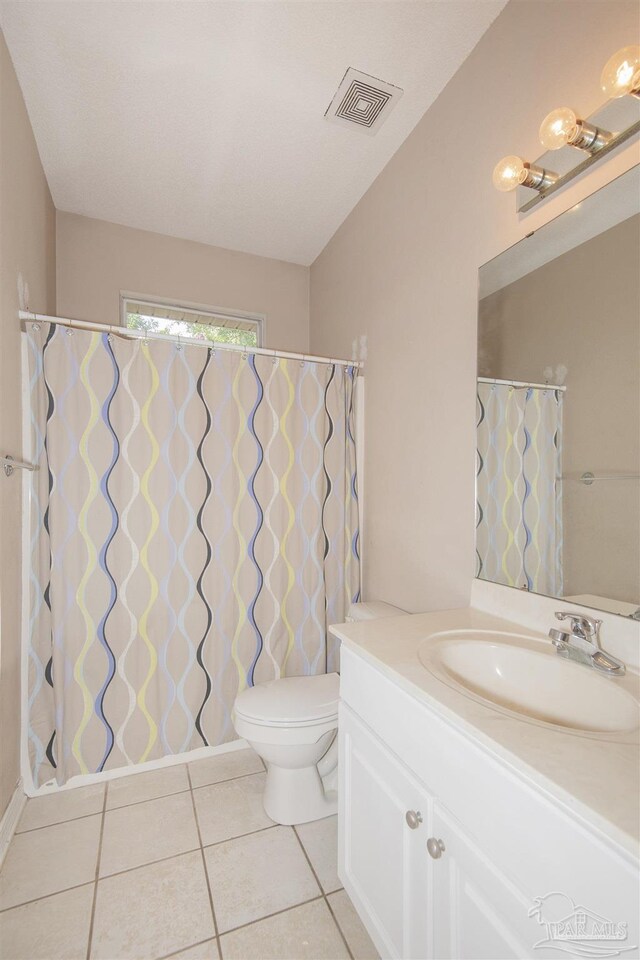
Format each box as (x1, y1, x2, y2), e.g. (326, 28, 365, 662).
(419, 630, 640, 736)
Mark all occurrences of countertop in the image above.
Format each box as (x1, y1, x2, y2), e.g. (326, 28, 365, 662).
(330, 606, 640, 860)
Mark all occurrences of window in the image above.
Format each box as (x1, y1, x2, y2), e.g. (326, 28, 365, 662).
(121, 296, 262, 348)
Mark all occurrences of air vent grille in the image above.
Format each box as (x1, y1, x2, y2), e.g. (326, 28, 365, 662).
(325, 68, 403, 135)
(336, 80, 391, 128)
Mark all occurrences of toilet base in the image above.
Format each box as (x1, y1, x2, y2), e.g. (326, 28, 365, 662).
(263, 763, 337, 825)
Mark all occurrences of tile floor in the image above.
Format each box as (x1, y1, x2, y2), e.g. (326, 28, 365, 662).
(0, 747, 378, 960)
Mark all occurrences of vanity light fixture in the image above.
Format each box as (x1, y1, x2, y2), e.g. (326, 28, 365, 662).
(539, 107, 611, 154)
(600, 45, 640, 99)
(492, 155, 558, 193)
(493, 41, 640, 206)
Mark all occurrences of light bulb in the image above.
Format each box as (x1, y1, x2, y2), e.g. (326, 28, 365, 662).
(492, 155, 526, 192)
(539, 108, 579, 150)
(492, 156, 559, 194)
(600, 45, 640, 99)
(539, 106, 611, 154)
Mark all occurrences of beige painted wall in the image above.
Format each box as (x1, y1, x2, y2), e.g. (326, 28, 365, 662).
(0, 31, 56, 817)
(310, 0, 640, 613)
(479, 215, 640, 603)
(56, 213, 310, 352)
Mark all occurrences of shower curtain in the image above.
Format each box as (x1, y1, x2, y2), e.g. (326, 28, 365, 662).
(476, 381, 563, 596)
(26, 321, 360, 787)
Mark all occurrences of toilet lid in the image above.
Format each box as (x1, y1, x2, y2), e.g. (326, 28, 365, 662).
(234, 673, 340, 725)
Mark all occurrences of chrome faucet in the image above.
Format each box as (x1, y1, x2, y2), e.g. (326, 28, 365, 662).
(549, 612, 626, 676)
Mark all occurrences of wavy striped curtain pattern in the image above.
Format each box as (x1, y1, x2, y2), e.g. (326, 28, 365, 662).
(476, 382, 563, 597)
(26, 322, 360, 787)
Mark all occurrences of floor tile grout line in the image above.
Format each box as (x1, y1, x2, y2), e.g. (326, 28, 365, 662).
(99, 846, 203, 882)
(16, 807, 114, 835)
(16, 764, 265, 835)
(292, 825, 354, 960)
(191, 769, 265, 794)
(0, 879, 96, 915)
(324, 890, 356, 960)
(99, 780, 191, 812)
(85, 779, 108, 960)
(291, 824, 325, 898)
(15, 809, 104, 835)
(186, 764, 222, 959)
(157, 934, 218, 960)
(202, 822, 279, 850)
(218, 893, 325, 938)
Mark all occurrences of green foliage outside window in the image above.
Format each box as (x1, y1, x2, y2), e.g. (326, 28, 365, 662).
(126, 312, 258, 347)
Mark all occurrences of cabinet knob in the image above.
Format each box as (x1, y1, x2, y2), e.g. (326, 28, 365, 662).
(405, 810, 423, 829)
(426, 837, 445, 859)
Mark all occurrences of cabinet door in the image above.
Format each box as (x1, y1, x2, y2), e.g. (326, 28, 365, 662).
(430, 801, 546, 960)
(339, 704, 431, 960)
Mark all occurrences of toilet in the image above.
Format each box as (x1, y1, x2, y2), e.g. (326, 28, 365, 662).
(232, 600, 406, 825)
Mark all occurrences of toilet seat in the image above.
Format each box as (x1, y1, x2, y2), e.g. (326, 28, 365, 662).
(234, 673, 339, 727)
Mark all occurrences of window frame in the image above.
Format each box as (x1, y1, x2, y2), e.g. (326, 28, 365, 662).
(119, 292, 265, 348)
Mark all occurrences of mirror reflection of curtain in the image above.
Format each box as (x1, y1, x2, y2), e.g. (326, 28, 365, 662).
(25, 322, 360, 788)
(476, 382, 563, 596)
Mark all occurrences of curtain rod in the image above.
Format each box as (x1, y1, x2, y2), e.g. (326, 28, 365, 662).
(19, 311, 363, 370)
(478, 376, 566, 392)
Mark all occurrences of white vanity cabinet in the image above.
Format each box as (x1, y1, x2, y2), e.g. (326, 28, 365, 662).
(340, 704, 536, 959)
(338, 645, 640, 960)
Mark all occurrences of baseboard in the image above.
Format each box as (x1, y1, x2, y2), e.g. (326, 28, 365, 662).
(0, 780, 26, 869)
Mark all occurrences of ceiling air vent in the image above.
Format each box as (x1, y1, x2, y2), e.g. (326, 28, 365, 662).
(325, 68, 403, 135)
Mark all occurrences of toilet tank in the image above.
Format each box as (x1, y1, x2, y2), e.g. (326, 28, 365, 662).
(345, 601, 407, 622)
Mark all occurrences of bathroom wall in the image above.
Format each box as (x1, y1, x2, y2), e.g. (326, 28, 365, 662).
(310, 0, 640, 612)
(478, 215, 640, 604)
(56, 213, 310, 353)
(0, 31, 56, 818)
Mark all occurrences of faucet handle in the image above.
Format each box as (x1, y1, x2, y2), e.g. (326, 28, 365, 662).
(555, 611, 602, 640)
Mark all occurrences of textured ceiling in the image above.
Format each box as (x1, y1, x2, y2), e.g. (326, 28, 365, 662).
(1, 1, 505, 265)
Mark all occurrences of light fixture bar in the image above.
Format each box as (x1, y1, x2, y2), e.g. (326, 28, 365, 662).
(518, 118, 640, 212)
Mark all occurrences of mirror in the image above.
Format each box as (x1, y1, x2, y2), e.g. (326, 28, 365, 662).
(476, 165, 640, 618)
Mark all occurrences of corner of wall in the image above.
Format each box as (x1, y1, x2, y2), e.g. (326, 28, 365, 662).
(0, 28, 56, 821)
